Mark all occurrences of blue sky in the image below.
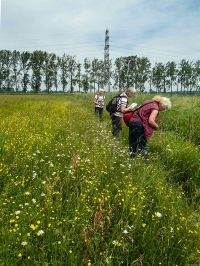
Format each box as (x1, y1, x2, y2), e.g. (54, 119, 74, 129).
(0, 0, 200, 65)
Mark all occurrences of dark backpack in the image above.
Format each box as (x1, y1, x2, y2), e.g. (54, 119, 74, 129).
(106, 94, 123, 113)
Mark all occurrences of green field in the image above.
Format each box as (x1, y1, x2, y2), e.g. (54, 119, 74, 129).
(0, 94, 199, 266)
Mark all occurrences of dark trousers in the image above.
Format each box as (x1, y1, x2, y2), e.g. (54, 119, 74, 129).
(111, 114, 122, 138)
(129, 121, 147, 158)
(95, 107, 103, 121)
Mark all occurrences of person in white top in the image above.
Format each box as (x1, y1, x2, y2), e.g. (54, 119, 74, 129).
(111, 87, 137, 138)
(93, 88, 105, 121)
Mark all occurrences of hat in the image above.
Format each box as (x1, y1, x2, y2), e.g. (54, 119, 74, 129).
(99, 88, 104, 92)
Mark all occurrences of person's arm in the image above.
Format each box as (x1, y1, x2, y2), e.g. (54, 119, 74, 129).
(93, 95, 98, 104)
(121, 104, 134, 113)
(148, 109, 159, 129)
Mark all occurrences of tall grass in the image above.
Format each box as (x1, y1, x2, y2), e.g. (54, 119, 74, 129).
(0, 94, 199, 265)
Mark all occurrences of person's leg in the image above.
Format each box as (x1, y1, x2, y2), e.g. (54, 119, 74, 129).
(95, 107, 99, 116)
(99, 108, 103, 121)
(129, 122, 142, 158)
(138, 132, 148, 158)
(111, 114, 122, 138)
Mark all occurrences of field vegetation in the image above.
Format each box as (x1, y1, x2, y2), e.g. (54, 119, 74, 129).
(0, 93, 199, 265)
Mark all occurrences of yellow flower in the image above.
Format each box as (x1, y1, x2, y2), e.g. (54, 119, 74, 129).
(30, 224, 37, 230)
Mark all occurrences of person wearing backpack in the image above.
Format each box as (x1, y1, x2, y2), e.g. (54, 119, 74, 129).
(128, 95, 172, 158)
(108, 87, 137, 138)
(93, 88, 105, 121)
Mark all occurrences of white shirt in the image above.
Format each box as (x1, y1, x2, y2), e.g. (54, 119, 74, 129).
(114, 92, 128, 117)
(95, 94, 105, 108)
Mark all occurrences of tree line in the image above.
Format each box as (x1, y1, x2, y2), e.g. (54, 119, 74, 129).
(0, 49, 200, 94)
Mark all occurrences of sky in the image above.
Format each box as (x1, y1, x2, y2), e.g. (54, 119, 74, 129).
(0, 0, 200, 66)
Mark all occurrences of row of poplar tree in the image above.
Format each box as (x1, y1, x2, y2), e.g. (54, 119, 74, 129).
(0, 49, 200, 93)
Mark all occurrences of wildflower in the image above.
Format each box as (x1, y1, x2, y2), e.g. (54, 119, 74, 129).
(37, 230, 44, 236)
(32, 198, 36, 204)
(21, 241, 28, 246)
(32, 171, 37, 178)
(30, 224, 37, 230)
(15, 210, 21, 215)
(24, 192, 31, 195)
(155, 212, 162, 218)
(87, 260, 92, 266)
(122, 229, 128, 234)
(17, 253, 22, 258)
(112, 240, 121, 246)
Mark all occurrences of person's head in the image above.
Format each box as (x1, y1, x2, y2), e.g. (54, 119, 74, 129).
(152, 95, 172, 111)
(126, 87, 136, 98)
(99, 88, 104, 95)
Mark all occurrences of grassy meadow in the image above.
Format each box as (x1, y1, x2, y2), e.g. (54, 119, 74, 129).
(0, 93, 199, 266)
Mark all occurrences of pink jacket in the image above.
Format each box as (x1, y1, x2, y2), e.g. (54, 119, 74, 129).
(130, 100, 159, 138)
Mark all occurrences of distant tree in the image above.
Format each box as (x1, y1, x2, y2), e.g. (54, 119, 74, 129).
(178, 60, 193, 93)
(152, 62, 166, 93)
(97, 59, 107, 89)
(83, 58, 91, 93)
(90, 58, 99, 92)
(89, 58, 105, 92)
(10, 50, 21, 92)
(136, 57, 151, 92)
(0, 50, 12, 91)
(75, 63, 82, 92)
(67, 55, 77, 93)
(20, 51, 31, 93)
(114, 55, 150, 92)
(43, 52, 58, 93)
(114, 57, 127, 90)
(193, 60, 200, 92)
(30, 50, 46, 93)
(165, 61, 177, 95)
(59, 54, 69, 92)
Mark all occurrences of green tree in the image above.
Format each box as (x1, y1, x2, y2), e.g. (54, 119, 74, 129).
(10, 50, 21, 92)
(152, 62, 166, 93)
(0, 50, 12, 91)
(43, 52, 58, 93)
(30, 51, 46, 93)
(59, 54, 69, 92)
(165, 61, 177, 95)
(136, 57, 151, 92)
(193, 60, 200, 93)
(83, 58, 91, 93)
(20, 51, 31, 93)
(178, 60, 193, 94)
(67, 55, 77, 93)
